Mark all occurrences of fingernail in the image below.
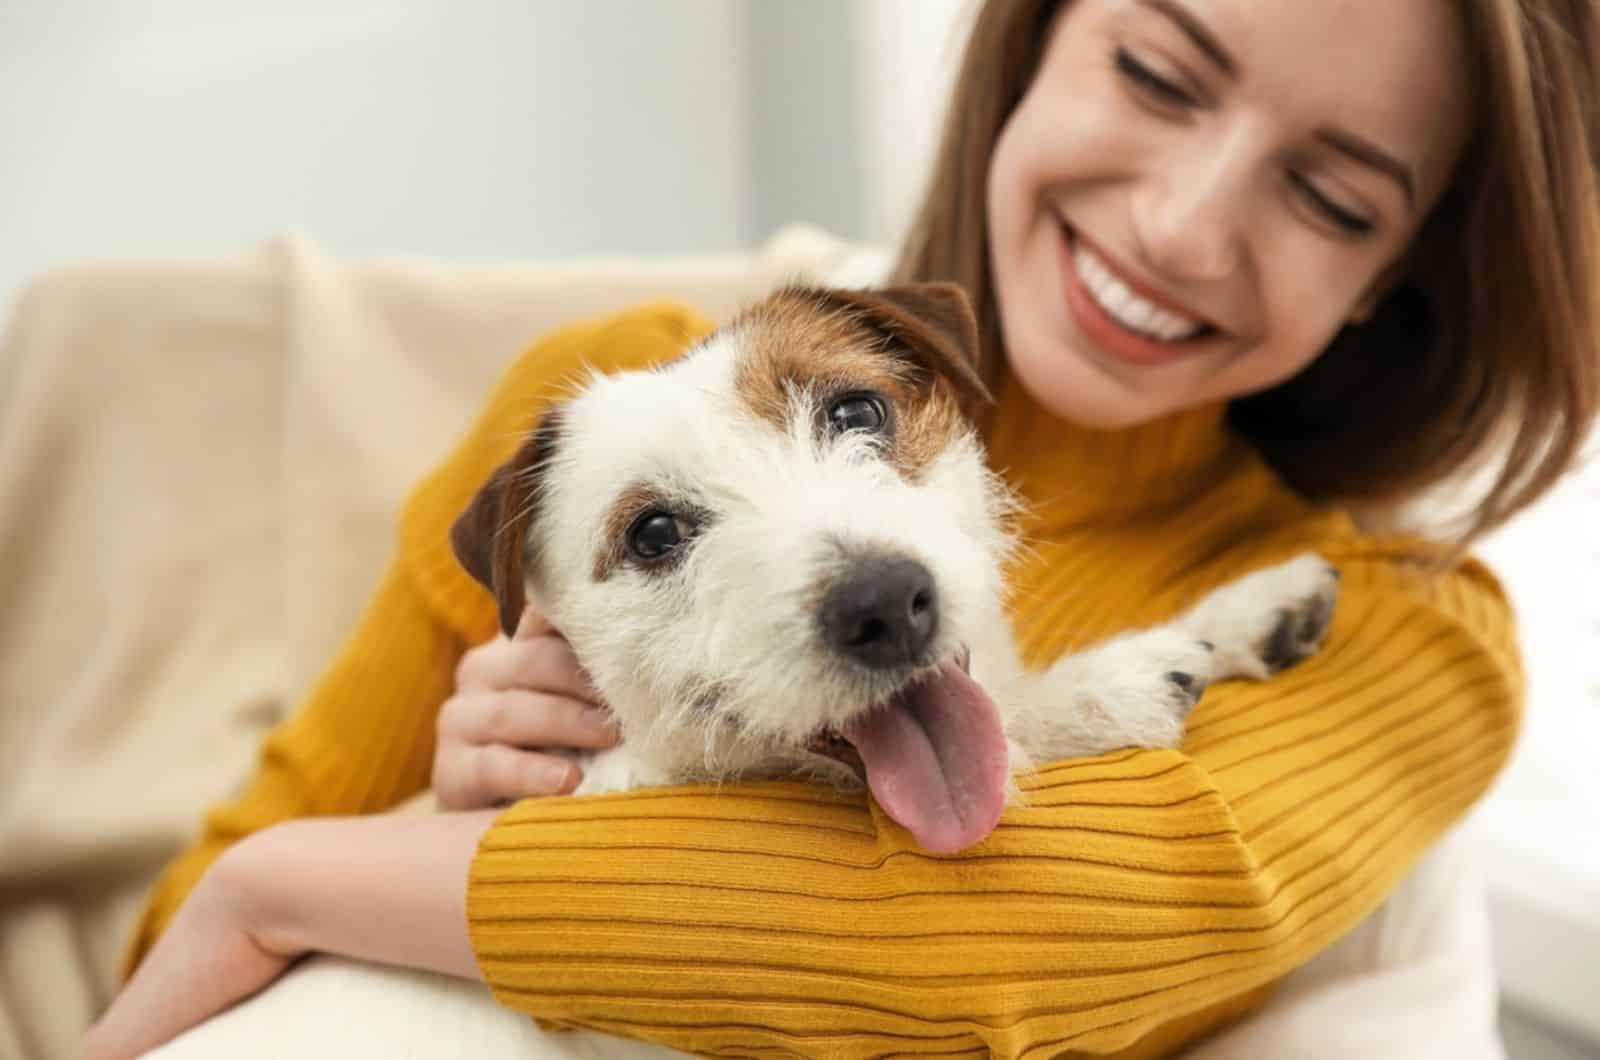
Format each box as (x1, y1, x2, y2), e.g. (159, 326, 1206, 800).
(585, 709, 622, 742)
(545, 760, 579, 792)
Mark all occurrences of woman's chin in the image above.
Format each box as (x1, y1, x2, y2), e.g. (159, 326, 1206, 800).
(1007, 334, 1176, 430)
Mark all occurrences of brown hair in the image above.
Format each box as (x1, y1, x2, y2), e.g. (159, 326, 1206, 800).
(893, 0, 1600, 544)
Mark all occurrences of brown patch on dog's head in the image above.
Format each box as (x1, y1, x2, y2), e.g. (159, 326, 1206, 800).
(593, 482, 660, 582)
(734, 282, 990, 479)
(451, 407, 565, 635)
(818, 283, 990, 410)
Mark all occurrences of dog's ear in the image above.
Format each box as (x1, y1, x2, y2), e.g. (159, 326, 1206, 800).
(815, 283, 992, 411)
(450, 408, 564, 636)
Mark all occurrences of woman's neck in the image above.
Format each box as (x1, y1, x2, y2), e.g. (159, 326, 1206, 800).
(979, 370, 1243, 525)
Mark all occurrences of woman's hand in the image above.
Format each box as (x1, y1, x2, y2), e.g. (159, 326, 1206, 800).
(81, 844, 297, 1060)
(433, 605, 620, 809)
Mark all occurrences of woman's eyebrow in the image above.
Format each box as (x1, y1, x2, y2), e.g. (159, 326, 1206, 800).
(1316, 127, 1418, 208)
(1136, 0, 1238, 78)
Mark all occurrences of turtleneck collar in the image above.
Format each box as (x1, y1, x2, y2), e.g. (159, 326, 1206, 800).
(978, 370, 1245, 528)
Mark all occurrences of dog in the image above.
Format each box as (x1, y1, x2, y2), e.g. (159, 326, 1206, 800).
(451, 282, 1338, 854)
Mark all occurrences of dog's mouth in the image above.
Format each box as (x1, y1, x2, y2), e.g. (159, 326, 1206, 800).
(808, 729, 867, 779)
(807, 646, 1009, 854)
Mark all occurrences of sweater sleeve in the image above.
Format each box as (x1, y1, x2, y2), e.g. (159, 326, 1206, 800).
(123, 301, 718, 977)
(465, 549, 1521, 1058)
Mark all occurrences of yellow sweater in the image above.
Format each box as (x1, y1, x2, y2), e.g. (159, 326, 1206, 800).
(127, 302, 1522, 1059)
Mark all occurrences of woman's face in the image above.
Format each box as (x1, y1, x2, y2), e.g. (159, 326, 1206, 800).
(987, 0, 1472, 428)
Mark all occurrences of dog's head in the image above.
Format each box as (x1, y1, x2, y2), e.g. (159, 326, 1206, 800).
(452, 283, 1015, 852)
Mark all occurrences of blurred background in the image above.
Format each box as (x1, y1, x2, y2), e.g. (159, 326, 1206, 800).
(0, 3, 1595, 1057)
(0, 0, 967, 308)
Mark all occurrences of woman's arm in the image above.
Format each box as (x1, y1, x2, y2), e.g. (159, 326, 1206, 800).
(246, 811, 495, 981)
(122, 557, 466, 977)
(85, 811, 496, 1060)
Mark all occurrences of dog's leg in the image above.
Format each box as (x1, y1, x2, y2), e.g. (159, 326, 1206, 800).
(1174, 552, 1340, 681)
(1001, 554, 1339, 766)
(1003, 628, 1216, 763)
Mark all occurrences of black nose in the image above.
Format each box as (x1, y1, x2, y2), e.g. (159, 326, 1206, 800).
(818, 556, 939, 669)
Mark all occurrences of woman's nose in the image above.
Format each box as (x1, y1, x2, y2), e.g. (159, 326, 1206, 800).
(1132, 138, 1253, 281)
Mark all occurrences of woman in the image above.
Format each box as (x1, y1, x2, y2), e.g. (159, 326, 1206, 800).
(88, 0, 1598, 1056)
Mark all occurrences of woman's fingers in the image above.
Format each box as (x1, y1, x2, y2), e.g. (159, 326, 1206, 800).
(512, 605, 554, 641)
(453, 632, 600, 703)
(441, 690, 619, 750)
(436, 745, 583, 810)
(436, 610, 617, 810)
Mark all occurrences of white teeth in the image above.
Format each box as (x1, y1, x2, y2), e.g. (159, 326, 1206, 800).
(1072, 240, 1205, 342)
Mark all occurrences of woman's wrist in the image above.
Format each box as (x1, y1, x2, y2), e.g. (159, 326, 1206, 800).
(201, 829, 308, 960)
(219, 810, 499, 979)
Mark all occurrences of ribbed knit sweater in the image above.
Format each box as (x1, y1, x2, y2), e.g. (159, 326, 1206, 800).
(127, 301, 1522, 1059)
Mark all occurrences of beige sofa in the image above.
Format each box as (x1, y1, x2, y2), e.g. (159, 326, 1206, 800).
(0, 227, 868, 1060)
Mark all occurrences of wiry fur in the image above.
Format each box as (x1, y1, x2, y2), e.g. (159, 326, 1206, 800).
(454, 285, 1340, 820)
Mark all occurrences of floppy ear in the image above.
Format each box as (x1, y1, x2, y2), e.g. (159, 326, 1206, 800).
(450, 408, 564, 636)
(814, 283, 992, 412)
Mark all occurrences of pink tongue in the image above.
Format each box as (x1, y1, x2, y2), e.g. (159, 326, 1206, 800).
(841, 663, 1010, 854)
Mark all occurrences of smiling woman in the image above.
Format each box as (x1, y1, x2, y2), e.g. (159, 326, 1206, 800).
(986, 0, 1471, 427)
(98, 1, 1600, 1059)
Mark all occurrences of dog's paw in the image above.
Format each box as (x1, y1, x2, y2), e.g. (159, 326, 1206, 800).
(1053, 629, 1217, 753)
(1182, 553, 1340, 682)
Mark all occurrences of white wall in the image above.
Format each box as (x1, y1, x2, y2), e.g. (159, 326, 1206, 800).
(0, 0, 754, 311)
(0, 0, 981, 313)
(849, 0, 974, 246)
(1474, 459, 1600, 1043)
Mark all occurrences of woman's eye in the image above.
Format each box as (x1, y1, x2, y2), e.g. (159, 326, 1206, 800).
(1114, 48, 1196, 108)
(827, 393, 890, 436)
(1289, 172, 1376, 237)
(627, 511, 687, 561)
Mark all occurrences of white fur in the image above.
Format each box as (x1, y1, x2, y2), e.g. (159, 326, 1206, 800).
(515, 328, 1339, 800)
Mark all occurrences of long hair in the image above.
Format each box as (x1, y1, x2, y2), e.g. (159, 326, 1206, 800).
(893, 0, 1600, 545)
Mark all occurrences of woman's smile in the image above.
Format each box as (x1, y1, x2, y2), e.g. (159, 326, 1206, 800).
(1058, 221, 1217, 366)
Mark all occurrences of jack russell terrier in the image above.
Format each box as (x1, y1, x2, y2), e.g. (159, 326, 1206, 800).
(452, 283, 1338, 853)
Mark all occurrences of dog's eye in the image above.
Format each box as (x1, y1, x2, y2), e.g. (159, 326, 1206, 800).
(627, 510, 687, 561)
(826, 393, 889, 436)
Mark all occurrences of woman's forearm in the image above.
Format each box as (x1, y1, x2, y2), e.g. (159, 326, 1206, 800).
(123, 559, 469, 979)
(85, 811, 500, 1058)
(241, 810, 500, 980)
